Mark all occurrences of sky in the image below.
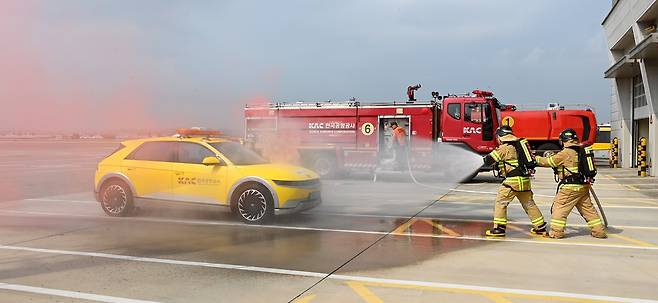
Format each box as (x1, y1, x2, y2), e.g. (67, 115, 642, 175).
(0, 0, 614, 134)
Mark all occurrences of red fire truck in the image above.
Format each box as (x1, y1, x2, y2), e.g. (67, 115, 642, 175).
(500, 103, 597, 155)
(244, 90, 599, 177)
(244, 90, 502, 177)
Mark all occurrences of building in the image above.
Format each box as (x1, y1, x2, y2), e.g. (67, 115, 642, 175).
(603, 0, 658, 175)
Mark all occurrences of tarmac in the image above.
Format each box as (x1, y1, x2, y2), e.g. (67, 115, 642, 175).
(1, 140, 657, 303)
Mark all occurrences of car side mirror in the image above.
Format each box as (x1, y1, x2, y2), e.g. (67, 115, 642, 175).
(202, 156, 223, 166)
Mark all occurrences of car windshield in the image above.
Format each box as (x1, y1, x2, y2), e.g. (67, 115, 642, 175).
(209, 141, 268, 165)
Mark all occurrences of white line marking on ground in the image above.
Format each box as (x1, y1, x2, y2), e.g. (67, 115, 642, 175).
(0, 245, 655, 303)
(0, 282, 160, 303)
(449, 188, 553, 197)
(437, 200, 658, 210)
(312, 212, 658, 230)
(448, 188, 658, 202)
(23, 198, 658, 230)
(24, 197, 658, 210)
(25, 198, 95, 204)
(12, 197, 658, 228)
(2, 209, 658, 251)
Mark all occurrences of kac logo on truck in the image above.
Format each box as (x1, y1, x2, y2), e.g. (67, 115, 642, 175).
(463, 127, 482, 134)
(308, 122, 355, 129)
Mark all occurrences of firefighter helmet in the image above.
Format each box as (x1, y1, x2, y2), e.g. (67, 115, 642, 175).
(559, 128, 578, 142)
(495, 125, 514, 137)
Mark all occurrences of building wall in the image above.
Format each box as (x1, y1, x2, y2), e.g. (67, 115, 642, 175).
(642, 59, 658, 174)
(603, 0, 654, 48)
(603, 0, 658, 176)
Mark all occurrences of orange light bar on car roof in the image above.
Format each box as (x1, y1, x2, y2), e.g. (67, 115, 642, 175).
(176, 128, 223, 136)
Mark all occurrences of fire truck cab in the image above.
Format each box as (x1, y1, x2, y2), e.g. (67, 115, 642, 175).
(244, 90, 502, 177)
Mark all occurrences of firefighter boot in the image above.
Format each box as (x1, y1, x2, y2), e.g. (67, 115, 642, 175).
(591, 230, 607, 239)
(589, 221, 607, 239)
(530, 222, 548, 236)
(485, 225, 506, 237)
(546, 229, 566, 239)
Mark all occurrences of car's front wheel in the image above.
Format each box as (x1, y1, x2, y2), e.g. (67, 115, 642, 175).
(235, 184, 274, 224)
(100, 180, 135, 217)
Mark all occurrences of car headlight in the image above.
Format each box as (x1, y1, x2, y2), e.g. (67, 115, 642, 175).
(273, 179, 321, 188)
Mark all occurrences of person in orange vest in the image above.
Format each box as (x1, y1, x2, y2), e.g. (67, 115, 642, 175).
(390, 122, 407, 170)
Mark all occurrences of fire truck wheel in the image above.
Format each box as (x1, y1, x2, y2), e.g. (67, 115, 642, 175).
(310, 154, 336, 178)
(100, 180, 135, 217)
(234, 183, 274, 224)
(537, 143, 560, 157)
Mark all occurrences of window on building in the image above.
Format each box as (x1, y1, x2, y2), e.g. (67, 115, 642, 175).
(633, 74, 648, 108)
(447, 103, 461, 120)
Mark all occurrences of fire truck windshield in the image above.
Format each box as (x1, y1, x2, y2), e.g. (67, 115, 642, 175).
(210, 142, 269, 165)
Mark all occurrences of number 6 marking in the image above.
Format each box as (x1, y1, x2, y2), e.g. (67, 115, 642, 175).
(361, 122, 374, 135)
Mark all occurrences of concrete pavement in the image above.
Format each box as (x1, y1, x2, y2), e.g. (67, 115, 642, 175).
(1, 140, 657, 302)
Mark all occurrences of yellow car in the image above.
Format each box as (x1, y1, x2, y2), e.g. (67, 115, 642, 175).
(94, 130, 321, 224)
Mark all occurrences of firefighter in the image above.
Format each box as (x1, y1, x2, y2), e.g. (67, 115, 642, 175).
(390, 122, 407, 170)
(536, 129, 607, 239)
(483, 126, 547, 237)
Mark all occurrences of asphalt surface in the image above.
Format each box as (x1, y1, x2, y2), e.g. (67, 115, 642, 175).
(1, 140, 658, 303)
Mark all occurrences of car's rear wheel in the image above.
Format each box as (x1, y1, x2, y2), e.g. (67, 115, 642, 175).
(100, 180, 134, 217)
(235, 184, 274, 224)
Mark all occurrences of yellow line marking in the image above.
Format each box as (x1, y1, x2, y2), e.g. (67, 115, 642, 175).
(293, 294, 316, 303)
(624, 185, 639, 191)
(392, 219, 416, 235)
(609, 234, 657, 247)
(484, 293, 515, 303)
(355, 281, 619, 302)
(506, 224, 532, 237)
(605, 174, 616, 180)
(346, 281, 384, 303)
(430, 221, 462, 237)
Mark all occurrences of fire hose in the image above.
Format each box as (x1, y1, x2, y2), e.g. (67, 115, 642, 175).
(589, 187, 609, 228)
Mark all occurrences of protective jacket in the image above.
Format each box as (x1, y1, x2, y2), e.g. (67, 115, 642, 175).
(536, 141, 584, 191)
(536, 141, 606, 238)
(483, 134, 531, 192)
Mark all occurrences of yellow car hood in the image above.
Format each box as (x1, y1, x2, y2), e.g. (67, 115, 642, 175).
(234, 163, 319, 181)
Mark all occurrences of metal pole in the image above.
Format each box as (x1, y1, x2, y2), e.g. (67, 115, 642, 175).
(589, 187, 608, 228)
(640, 137, 647, 177)
(611, 137, 618, 168)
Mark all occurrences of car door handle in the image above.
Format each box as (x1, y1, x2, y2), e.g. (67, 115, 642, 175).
(127, 167, 135, 171)
(175, 172, 184, 176)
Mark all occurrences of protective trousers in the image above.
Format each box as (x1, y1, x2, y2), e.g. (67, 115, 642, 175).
(549, 185, 606, 238)
(493, 186, 545, 228)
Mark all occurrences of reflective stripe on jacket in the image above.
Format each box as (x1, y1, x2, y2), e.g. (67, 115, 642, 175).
(484, 135, 531, 192)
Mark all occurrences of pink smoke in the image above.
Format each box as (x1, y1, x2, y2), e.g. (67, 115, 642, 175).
(0, 1, 162, 134)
